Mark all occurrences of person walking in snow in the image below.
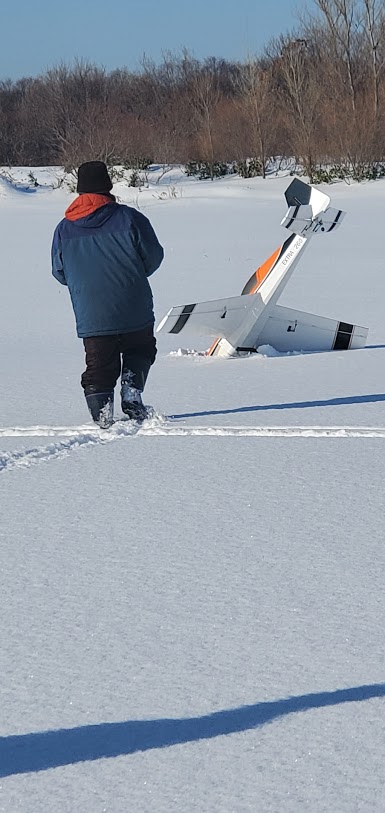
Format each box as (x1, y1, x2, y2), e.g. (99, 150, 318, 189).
(51, 161, 164, 427)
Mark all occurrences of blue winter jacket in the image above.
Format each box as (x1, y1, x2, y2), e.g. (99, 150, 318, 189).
(51, 199, 164, 338)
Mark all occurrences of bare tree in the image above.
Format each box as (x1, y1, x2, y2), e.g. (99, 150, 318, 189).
(232, 58, 276, 177)
(270, 36, 323, 181)
(41, 61, 130, 167)
(362, 0, 385, 118)
(2, 18, 385, 177)
(140, 53, 194, 163)
(184, 54, 223, 175)
(312, 0, 362, 111)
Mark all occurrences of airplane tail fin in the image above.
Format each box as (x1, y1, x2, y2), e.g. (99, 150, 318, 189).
(284, 178, 330, 211)
(281, 204, 345, 236)
(282, 178, 345, 236)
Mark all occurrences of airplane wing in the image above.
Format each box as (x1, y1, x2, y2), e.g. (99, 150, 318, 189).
(255, 304, 368, 353)
(156, 293, 259, 339)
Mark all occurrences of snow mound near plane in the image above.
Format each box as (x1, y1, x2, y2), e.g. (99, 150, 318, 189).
(0, 173, 38, 197)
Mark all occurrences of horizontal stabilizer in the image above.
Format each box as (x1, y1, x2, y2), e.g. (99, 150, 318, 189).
(281, 204, 345, 236)
(314, 206, 346, 232)
(281, 204, 312, 234)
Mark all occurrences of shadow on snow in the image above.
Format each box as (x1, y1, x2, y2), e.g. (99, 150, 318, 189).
(1, 683, 384, 777)
(171, 392, 385, 420)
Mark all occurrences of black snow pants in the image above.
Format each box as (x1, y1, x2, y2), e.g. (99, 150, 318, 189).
(81, 327, 157, 395)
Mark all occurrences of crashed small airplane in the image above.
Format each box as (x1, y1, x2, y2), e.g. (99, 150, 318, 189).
(157, 178, 368, 358)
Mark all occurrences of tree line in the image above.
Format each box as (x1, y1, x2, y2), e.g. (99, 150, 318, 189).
(1, 0, 385, 182)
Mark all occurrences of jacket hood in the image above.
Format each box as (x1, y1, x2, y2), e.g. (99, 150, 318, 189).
(65, 194, 117, 227)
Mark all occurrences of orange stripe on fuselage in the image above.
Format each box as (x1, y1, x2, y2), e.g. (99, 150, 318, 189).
(246, 245, 281, 294)
(207, 337, 221, 356)
(206, 244, 283, 355)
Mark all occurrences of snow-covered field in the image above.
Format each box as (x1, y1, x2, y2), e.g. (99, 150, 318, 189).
(1, 167, 385, 812)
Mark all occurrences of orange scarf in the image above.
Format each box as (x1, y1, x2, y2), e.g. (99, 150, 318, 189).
(65, 193, 114, 221)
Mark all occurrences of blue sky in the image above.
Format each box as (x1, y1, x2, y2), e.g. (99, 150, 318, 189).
(1, 0, 304, 80)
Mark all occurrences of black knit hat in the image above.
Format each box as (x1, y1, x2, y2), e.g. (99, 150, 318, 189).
(77, 161, 113, 194)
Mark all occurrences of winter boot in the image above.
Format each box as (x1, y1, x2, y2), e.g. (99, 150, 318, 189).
(85, 390, 114, 428)
(121, 373, 148, 422)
